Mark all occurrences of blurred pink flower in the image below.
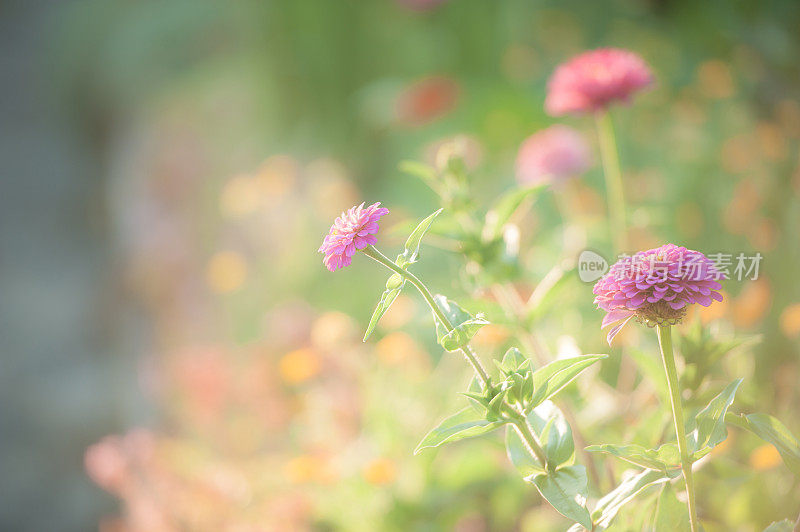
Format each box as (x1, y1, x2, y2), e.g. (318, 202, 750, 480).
(516, 125, 591, 185)
(545, 48, 654, 116)
(593, 244, 725, 344)
(319, 202, 389, 271)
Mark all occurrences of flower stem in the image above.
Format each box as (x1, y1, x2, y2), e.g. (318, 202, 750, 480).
(657, 325, 699, 532)
(595, 111, 628, 254)
(361, 245, 548, 468)
(361, 245, 492, 389)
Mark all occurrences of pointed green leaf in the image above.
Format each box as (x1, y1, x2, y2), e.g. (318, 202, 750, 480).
(528, 465, 592, 529)
(726, 412, 800, 476)
(653, 482, 690, 531)
(400, 160, 439, 192)
(414, 408, 501, 455)
(763, 520, 794, 532)
(484, 185, 545, 238)
(363, 209, 442, 341)
(499, 347, 529, 374)
(529, 354, 608, 408)
(591, 469, 672, 530)
(432, 295, 490, 351)
(537, 403, 575, 469)
(506, 424, 545, 476)
(687, 379, 742, 457)
(363, 275, 405, 341)
(396, 208, 443, 269)
(586, 443, 682, 472)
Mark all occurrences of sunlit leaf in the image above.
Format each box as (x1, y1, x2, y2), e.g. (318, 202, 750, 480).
(529, 354, 608, 408)
(651, 482, 690, 531)
(687, 378, 742, 457)
(528, 465, 592, 529)
(590, 469, 673, 530)
(363, 209, 442, 341)
(432, 294, 489, 351)
(484, 185, 544, 238)
(414, 408, 501, 455)
(726, 412, 800, 476)
(586, 443, 682, 472)
(763, 520, 794, 532)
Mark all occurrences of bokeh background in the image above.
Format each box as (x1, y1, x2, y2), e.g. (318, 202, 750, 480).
(2, 0, 799, 530)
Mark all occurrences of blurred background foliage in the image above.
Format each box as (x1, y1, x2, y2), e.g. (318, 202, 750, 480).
(1, 0, 799, 530)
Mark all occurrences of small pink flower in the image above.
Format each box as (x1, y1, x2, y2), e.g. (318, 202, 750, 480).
(516, 125, 591, 186)
(319, 202, 389, 271)
(593, 244, 725, 344)
(546, 48, 654, 116)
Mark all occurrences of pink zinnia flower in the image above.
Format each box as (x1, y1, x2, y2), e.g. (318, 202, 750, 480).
(516, 125, 591, 186)
(319, 202, 389, 272)
(593, 244, 725, 344)
(545, 48, 654, 116)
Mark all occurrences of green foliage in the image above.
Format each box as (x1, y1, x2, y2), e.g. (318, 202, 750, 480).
(587, 469, 673, 531)
(432, 294, 489, 351)
(653, 483, 690, 531)
(763, 520, 795, 532)
(483, 185, 544, 239)
(687, 378, 742, 458)
(586, 443, 682, 472)
(726, 412, 800, 476)
(529, 354, 608, 408)
(363, 208, 442, 340)
(414, 408, 502, 455)
(528, 465, 592, 529)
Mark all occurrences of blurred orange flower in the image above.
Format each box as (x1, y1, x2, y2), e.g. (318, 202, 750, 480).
(206, 251, 248, 294)
(279, 348, 322, 384)
(363, 457, 397, 486)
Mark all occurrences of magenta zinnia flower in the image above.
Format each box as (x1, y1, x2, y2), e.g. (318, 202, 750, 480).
(593, 244, 725, 344)
(516, 125, 591, 186)
(545, 48, 654, 116)
(318, 202, 389, 271)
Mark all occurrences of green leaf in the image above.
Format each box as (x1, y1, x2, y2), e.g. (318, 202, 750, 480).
(763, 520, 795, 532)
(432, 295, 489, 351)
(396, 208, 443, 269)
(363, 275, 404, 341)
(414, 408, 501, 455)
(653, 482, 690, 531)
(726, 412, 800, 476)
(528, 465, 592, 529)
(586, 443, 682, 472)
(591, 469, 672, 530)
(687, 379, 742, 457)
(363, 209, 442, 341)
(532, 402, 575, 469)
(529, 354, 608, 408)
(400, 160, 439, 192)
(498, 347, 529, 374)
(484, 185, 544, 238)
(506, 424, 545, 476)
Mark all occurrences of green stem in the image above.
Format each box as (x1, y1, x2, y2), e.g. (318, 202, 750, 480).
(657, 325, 699, 532)
(595, 111, 628, 254)
(361, 245, 548, 468)
(361, 245, 492, 388)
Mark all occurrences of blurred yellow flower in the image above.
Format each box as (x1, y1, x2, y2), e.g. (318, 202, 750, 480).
(471, 324, 511, 349)
(732, 279, 771, 328)
(749, 444, 782, 470)
(779, 303, 800, 339)
(362, 458, 396, 486)
(376, 332, 423, 365)
(220, 175, 261, 218)
(311, 312, 356, 349)
(696, 59, 735, 99)
(379, 294, 417, 330)
(279, 348, 321, 384)
(256, 155, 298, 200)
(206, 251, 248, 294)
(285, 455, 334, 484)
